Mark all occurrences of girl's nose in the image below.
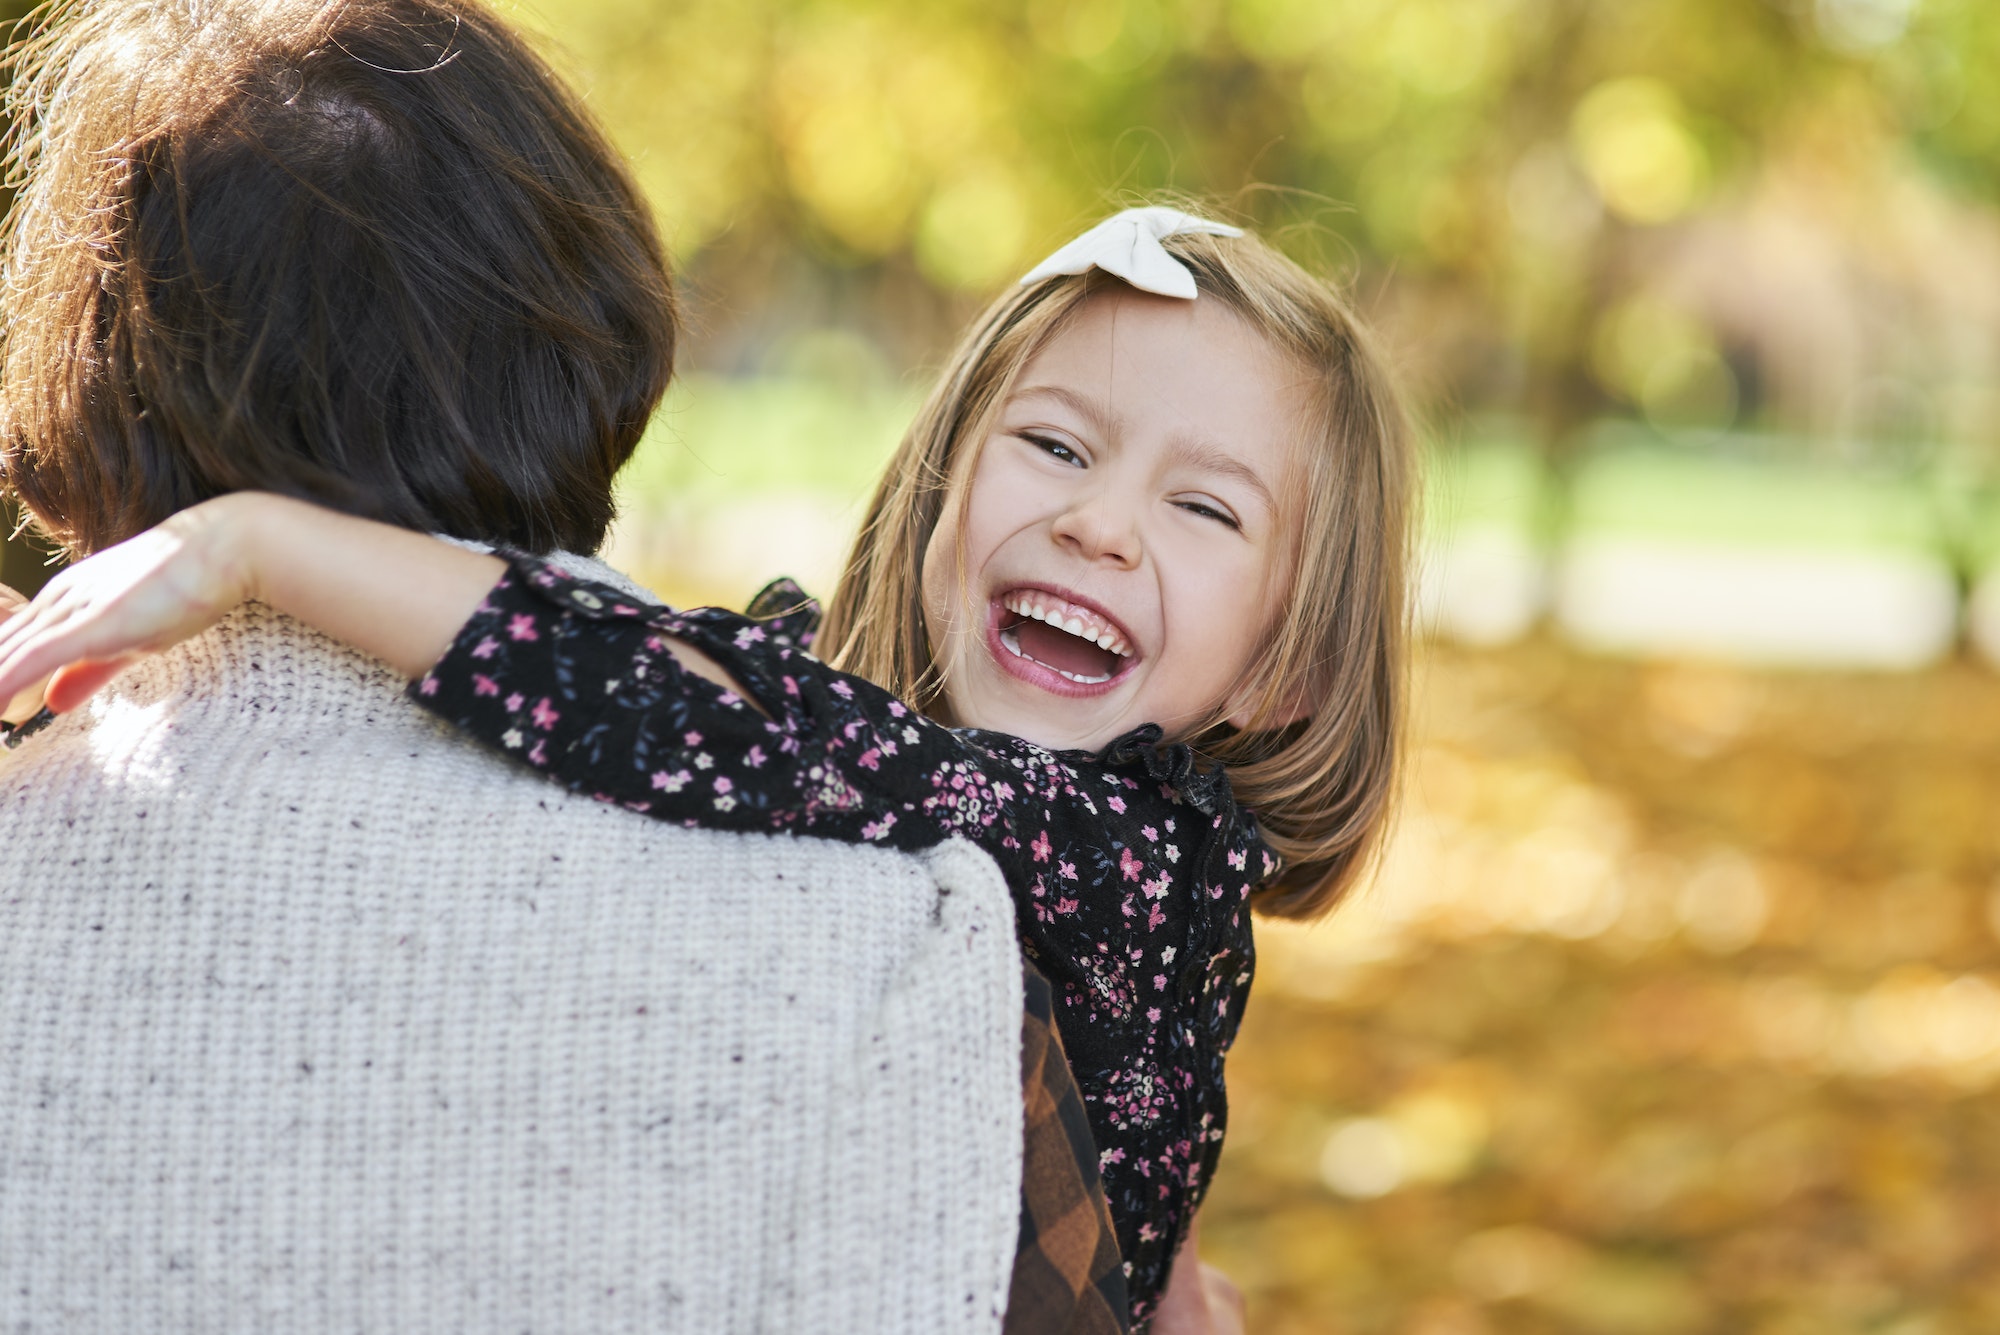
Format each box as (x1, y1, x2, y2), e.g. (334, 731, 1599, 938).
(1051, 489, 1142, 569)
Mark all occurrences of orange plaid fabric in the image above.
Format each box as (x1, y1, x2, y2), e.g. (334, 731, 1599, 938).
(1006, 962, 1130, 1334)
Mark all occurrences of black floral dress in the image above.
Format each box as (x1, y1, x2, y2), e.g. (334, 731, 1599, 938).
(409, 556, 1274, 1322)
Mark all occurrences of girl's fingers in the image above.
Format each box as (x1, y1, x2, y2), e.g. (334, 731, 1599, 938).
(44, 657, 135, 714)
(2, 677, 46, 724)
(0, 606, 92, 707)
(0, 583, 27, 616)
(0, 589, 57, 661)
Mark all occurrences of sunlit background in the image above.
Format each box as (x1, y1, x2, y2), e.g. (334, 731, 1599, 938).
(7, 0, 2000, 1328)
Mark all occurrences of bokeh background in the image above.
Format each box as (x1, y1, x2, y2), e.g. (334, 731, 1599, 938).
(8, 0, 2000, 1329)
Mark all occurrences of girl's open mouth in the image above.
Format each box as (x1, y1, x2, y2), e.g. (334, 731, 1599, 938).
(989, 588, 1136, 692)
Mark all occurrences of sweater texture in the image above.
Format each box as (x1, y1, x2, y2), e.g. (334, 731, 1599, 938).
(0, 554, 1023, 1333)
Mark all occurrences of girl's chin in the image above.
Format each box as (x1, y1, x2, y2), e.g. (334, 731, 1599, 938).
(950, 681, 1120, 752)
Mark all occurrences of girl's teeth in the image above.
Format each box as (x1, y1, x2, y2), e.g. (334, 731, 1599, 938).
(999, 591, 1132, 658)
(998, 627, 1108, 682)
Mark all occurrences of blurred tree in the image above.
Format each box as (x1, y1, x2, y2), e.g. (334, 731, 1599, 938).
(6, 0, 1997, 585)
(513, 0, 2000, 467)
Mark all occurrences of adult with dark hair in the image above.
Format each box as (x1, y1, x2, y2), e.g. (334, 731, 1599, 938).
(0, 1, 1124, 1330)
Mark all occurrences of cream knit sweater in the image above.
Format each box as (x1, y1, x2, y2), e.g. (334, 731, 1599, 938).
(0, 554, 1022, 1333)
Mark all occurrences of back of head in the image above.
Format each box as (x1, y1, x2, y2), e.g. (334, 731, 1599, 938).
(821, 212, 1414, 921)
(0, 0, 676, 556)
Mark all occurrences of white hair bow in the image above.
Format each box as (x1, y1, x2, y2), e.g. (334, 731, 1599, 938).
(1018, 206, 1244, 300)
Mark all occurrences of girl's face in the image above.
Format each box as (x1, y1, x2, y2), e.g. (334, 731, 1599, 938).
(921, 286, 1308, 753)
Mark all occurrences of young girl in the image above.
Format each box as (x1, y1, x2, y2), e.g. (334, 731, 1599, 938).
(0, 207, 1412, 1324)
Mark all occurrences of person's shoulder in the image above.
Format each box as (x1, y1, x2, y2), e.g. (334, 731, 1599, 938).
(536, 550, 665, 609)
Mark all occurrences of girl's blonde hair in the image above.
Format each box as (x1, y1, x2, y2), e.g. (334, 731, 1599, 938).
(819, 221, 1413, 920)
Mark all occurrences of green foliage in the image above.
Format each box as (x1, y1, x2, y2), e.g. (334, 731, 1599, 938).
(506, 0, 2000, 471)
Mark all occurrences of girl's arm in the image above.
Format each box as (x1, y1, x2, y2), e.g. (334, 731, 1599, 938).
(404, 550, 1000, 848)
(0, 490, 989, 850)
(0, 493, 750, 714)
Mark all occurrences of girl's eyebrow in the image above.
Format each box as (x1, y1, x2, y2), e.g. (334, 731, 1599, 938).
(1011, 383, 1114, 434)
(1169, 438, 1278, 512)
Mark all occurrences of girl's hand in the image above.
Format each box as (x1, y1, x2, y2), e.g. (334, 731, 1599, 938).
(0, 498, 255, 715)
(0, 582, 48, 722)
(1153, 1215, 1246, 1335)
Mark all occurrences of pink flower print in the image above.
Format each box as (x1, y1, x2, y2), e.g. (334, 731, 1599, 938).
(1154, 974, 1168, 991)
(1141, 825, 1158, 842)
(1227, 847, 1248, 871)
(1147, 1007, 1162, 1023)
(1164, 844, 1181, 863)
(1164, 818, 1176, 834)
(1055, 897, 1079, 915)
(1099, 1147, 1126, 1169)
(470, 635, 499, 660)
(861, 813, 898, 840)
(1146, 904, 1166, 931)
(684, 731, 702, 746)
(651, 769, 690, 793)
(857, 747, 882, 770)
(1119, 847, 1143, 881)
(1142, 875, 1170, 900)
(472, 674, 500, 697)
(713, 775, 733, 794)
(733, 625, 766, 649)
(507, 614, 539, 642)
(784, 676, 801, 696)
(505, 692, 525, 712)
(1107, 795, 1126, 814)
(612, 603, 638, 616)
(527, 739, 548, 766)
(1030, 830, 1052, 863)
(745, 745, 767, 768)
(530, 698, 560, 730)
(417, 675, 439, 696)
(830, 679, 853, 699)
(888, 701, 907, 717)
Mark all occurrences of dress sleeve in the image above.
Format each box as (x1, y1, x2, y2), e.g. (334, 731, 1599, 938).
(407, 553, 1018, 852)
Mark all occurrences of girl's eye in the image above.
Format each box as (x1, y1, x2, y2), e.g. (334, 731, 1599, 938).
(1019, 431, 1084, 467)
(1176, 499, 1241, 531)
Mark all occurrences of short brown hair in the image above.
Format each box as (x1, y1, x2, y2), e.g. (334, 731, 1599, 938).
(0, 0, 676, 556)
(819, 221, 1413, 920)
